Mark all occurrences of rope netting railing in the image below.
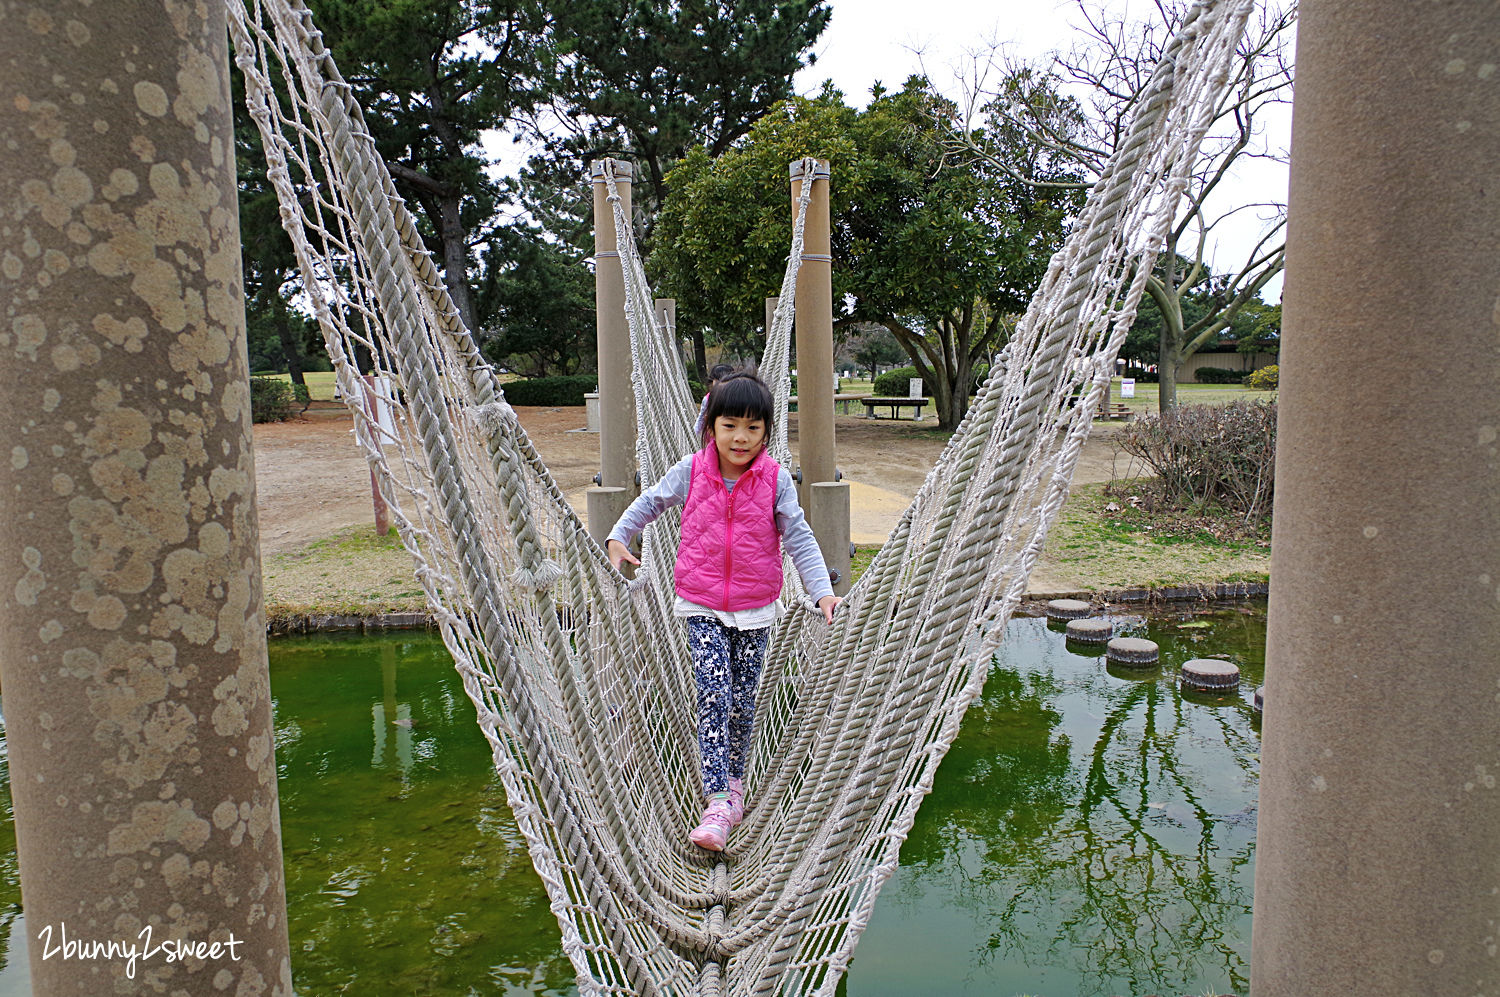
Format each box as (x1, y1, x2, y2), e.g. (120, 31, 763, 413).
(227, 0, 1253, 991)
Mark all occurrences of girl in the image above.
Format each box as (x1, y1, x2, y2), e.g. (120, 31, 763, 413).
(607, 369, 841, 851)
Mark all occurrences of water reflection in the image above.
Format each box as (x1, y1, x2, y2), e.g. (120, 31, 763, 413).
(0, 604, 1266, 996)
(847, 608, 1264, 997)
(268, 633, 578, 996)
(0, 725, 20, 983)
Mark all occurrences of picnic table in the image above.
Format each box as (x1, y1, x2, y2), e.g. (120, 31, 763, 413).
(788, 393, 866, 415)
(860, 396, 929, 420)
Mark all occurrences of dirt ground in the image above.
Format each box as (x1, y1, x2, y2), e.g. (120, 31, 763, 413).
(252, 403, 1134, 559)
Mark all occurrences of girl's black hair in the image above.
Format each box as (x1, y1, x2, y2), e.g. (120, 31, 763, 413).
(708, 363, 735, 383)
(700, 368, 774, 444)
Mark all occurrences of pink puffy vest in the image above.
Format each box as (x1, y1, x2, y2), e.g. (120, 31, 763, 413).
(674, 445, 784, 611)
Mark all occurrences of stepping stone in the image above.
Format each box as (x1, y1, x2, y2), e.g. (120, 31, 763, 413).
(1253, 685, 1265, 711)
(1064, 618, 1113, 643)
(1046, 598, 1091, 621)
(1180, 657, 1241, 692)
(1106, 636, 1159, 666)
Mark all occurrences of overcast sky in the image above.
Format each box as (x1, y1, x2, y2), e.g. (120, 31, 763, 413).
(793, 0, 1092, 105)
(488, 1, 1290, 298)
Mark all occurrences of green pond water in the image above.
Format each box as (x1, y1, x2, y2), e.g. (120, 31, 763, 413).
(0, 602, 1265, 996)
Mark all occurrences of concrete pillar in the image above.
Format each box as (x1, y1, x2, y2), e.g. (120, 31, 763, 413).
(1251, 3, 1500, 995)
(586, 487, 630, 549)
(810, 483, 852, 596)
(789, 160, 849, 593)
(789, 160, 836, 490)
(0, 1, 293, 992)
(589, 160, 637, 540)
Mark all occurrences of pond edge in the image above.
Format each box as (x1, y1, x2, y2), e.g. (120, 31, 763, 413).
(266, 581, 1270, 636)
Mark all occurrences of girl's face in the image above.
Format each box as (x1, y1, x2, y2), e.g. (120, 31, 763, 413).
(712, 412, 766, 478)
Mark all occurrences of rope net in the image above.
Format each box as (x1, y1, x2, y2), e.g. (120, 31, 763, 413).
(228, 0, 1253, 992)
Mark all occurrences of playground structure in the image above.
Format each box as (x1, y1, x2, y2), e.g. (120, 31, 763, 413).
(0, 2, 1494, 996)
(587, 157, 852, 596)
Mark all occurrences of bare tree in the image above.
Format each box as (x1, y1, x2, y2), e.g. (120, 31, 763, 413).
(951, 0, 1295, 410)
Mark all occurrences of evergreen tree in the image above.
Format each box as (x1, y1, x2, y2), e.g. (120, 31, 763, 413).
(311, 0, 548, 333)
(651, 77, 1084, 430)
(536, 0, 831, 214)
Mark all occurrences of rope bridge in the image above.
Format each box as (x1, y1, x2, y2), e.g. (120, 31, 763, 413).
(227, 0, 1253, 992)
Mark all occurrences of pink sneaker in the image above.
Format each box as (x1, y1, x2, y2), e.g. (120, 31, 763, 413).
(727, 778, 745, 827)
(689, 795, 736, 851)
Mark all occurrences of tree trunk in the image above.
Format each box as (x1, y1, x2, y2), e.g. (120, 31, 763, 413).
(693, 328, 708, 384)
(438, 193, 477, 333)
(1148, 274, 1186, 412)
(951, 352, 974, 428)
(270, 291, 307, 388)
(1158, 336, 1180, 411)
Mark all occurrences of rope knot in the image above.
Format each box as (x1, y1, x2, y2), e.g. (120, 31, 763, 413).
(473, 400, 519, 442)
(512, 559, 563, 594)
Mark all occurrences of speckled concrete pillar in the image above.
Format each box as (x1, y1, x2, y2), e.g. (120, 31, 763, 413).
(1252, 2, 1500, 995)
(0, 2, 293, 993)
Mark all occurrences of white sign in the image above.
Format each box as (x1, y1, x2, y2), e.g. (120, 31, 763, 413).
(908, 378, 924, 398)
(1121, 378, 1136, 398)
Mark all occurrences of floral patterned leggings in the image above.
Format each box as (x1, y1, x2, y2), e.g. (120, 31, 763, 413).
(686, 616, 770, 795)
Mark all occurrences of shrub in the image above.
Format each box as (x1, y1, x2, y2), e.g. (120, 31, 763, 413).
(1115, 400, 1277, 522)
(873, 366, 920, 396)
(251, 376, 298, 423)
(1194, 366, 1245, 384)
(500, 375, 598, 406)
(1245, 364, 1279, 390)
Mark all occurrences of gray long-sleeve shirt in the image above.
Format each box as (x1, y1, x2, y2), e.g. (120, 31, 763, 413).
(607, 452, 835, 624)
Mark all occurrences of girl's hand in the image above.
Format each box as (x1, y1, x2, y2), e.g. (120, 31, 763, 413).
(607, 539, 640, 572)
(817, 595, 842, 624)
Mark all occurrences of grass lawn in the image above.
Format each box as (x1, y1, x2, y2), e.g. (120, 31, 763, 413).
(1035, 481, 1271, 593)
(257, 369, 340, 401)
(1108, 379, 1277, 414)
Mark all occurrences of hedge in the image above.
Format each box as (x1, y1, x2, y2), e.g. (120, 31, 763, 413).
(500, 375, 599, 406)
(1194, 366, 1246, 384)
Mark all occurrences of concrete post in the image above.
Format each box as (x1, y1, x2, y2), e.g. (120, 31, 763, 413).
(810, 483, 852, 596)
(589, 160, 637, 540)
(789, 160, 836, 489)
(1251, 3, 1500, 995)
(790, 161, 849, 592)
(0, 1, 293, 992)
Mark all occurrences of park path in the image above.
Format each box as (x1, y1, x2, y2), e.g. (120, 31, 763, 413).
(253, 405, 1132, 590)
